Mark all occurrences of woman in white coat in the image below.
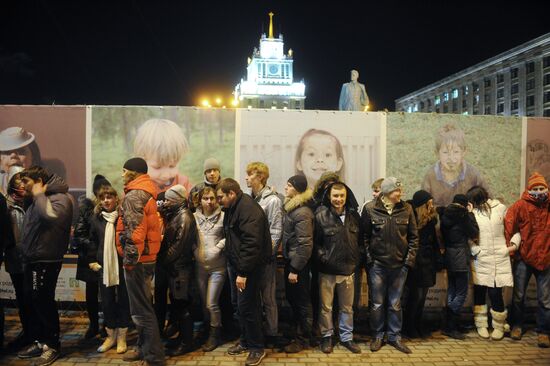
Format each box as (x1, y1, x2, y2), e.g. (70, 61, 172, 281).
(467, 186, 514, 340)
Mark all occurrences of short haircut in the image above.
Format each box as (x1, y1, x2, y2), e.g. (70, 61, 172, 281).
(134, 119, 189, 166)
(246, 162, 269, 185)
(371, 178, 384, 190)
(20, 165, 49, 183)
(435, 124, 466, 152)
(330, 182, 346, 193)
(94, 185, 119, 214)
(217, 178, 242, 195)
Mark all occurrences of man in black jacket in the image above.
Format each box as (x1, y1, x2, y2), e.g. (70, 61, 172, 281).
(314, 182, 362, 354)
(217, 178, 270, 366)
(16, 166, 73, 365)
(362, 177, 418, 354)
(281, 175, 314, 353)
(157, 184, 198, 356)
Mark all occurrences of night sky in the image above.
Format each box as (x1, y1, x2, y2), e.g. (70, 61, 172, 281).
(1, 1, 549, 111)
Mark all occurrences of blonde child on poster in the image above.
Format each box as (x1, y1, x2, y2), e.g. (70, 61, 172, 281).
(134, 119, 192, 195)
(294, 129, 346, 189)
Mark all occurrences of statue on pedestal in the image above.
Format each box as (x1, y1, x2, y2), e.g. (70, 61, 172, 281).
(339, 69, 369, 111)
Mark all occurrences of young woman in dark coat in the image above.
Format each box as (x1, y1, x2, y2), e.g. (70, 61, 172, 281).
(403, 190, 442, 338)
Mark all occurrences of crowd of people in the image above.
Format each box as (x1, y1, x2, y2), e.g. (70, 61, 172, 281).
(0, 156, 549, 366)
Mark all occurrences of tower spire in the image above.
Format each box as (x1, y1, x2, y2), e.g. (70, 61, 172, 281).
(268, 12, 274, 39)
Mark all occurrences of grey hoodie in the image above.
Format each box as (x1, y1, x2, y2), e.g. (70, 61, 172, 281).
(194, 206, 226, 271)
(251, 185, 283, 257)
(20, 174, 73, 263)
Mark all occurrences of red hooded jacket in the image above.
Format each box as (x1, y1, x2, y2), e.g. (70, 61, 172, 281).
(116, 174, 161, 267)
(504, 191, 550, 271)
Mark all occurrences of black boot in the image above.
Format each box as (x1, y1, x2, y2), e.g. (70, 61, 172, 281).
(202, 326, 222, 352)
(166, 313, 194, 356)
(442, 308, 465, 340)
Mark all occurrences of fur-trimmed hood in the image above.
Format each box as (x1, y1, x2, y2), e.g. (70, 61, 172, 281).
(284, 189, 313, 213)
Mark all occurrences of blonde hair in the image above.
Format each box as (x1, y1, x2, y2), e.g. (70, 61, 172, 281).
(134, 119, 189, 165)
(415, 200, 437, 230)
(435, 124, 466, 153)
(246, 162, 270, 185)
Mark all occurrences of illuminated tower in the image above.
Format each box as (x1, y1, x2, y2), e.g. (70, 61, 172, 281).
(234, 12, 306, 109)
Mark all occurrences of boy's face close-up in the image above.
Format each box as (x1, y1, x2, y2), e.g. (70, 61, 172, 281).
(438, 141, 465, 174)
(297, 134, 343, 184)
(147, 159, 179, 189)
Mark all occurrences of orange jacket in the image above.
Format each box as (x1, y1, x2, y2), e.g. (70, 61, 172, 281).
(116, 174, 161, 267)
(504, 191, 550, 271)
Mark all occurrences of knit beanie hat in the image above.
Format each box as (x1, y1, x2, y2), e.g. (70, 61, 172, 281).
(412, 190, 432, 208)
(381, 177, 402, 195)
(287, 175, 308, 193)
(92, 174, 111, 196)
(165, 184, 187, 204)
(203, 158, 221, 173)
(452, 194, 469, 208)
(527, 172, 548, 190)
(123, 157, 148, 174)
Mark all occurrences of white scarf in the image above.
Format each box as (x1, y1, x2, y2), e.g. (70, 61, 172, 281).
(101, 210, 119, 287)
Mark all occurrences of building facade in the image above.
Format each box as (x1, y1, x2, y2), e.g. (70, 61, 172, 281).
(395, 33, 550, 117)
(234, 13, 306, 110)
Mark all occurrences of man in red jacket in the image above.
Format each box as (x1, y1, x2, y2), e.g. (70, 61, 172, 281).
(505, 172, 550, 348)
(116, 157, 164, 365)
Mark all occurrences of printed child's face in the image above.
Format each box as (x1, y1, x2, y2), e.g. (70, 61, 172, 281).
(147, 159, 179, 188)
(0, 146, 33, 173)
(297, 134, 343, 186)
(438, 141, 465, 173)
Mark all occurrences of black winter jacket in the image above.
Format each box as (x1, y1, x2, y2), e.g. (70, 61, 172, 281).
(74, 198, 98, 282)
(440, 203, 479, 272)
(407, 216, 440, 287)
(20, 174, 73, 263)
(223, 192, 271, 277)
(314, 183, 362, 276)
(157, 203, 198, 272)
(362, 196, 419, 269)
(282, 189, 314, 273)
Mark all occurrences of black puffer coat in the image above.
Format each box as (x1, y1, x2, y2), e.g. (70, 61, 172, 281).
(74, 198, 98, 282)
(157, 203, 198, 272)
(282, 189, 314, 273)
(314, 183, 362, 276)
(440, 203, 479, 272)
(406, 216, 440, 287)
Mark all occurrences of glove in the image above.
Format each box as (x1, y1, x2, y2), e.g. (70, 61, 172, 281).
(89, 262, 102, 272)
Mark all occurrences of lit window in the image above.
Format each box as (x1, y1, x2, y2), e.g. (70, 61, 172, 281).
(435, 96, 441, 105)
(462, 85, 469, 96)
(444, 93, 449, 102)
(452, 89, 459, 99)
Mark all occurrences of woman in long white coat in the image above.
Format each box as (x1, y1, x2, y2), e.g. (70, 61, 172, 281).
(467, 186, 514, 340)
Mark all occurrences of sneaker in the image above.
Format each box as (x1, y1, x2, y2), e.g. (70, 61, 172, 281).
(227, 343, 248, 355)
(388, 339, 412, 354)
(511, 327, 522, 340)
(320, 336, 333, 354)
(122, 348, 143, 362)
(340, 340, 361, 354)
(538, 334, 550, 348)
(18, 341, 43, 359)
(245, 350, 266, 366)
(370, 337, 383, 352)
(31, 346, 59, 366)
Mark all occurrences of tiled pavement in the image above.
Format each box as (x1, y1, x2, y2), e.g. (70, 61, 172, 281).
(1, 313, 549, 366)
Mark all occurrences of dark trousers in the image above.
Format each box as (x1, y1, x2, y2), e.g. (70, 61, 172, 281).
(99, 267, 131, 329)
(23, 262, 62, 350)
(474, 285, 504, 312)
(125, 263, 165, 366)
(230, 263, 264, 352)
(154, 264, 170, 333)
(85, 280, 99, 329)
(447, 271, 469, 314)
(10, 272, 32, 340)
(284, 263, 313, 343)
(511, 258, 550, 334)
(403, 283, 430, 332)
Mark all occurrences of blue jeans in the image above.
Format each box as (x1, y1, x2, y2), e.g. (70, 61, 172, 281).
(368, 263, 408, 342)
(511, 259, 550, 334)
(319, 273, 354, 342)
(196, 265, 227, 328)
(125, 263, 165, 366)
(447, 271, 469, 314)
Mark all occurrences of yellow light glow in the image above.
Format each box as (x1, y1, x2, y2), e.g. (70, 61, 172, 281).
(215, 98, 222, 105)
(202, 99, 210, 107)
(231, 99, 239, 107)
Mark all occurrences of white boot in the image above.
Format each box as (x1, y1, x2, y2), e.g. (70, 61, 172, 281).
(117, 327, 128, 354)
(490, 308, 508, 341)
(474, 305, 490, 339)
(97, 327, 117, 353)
